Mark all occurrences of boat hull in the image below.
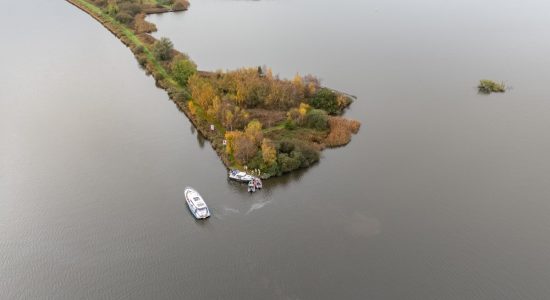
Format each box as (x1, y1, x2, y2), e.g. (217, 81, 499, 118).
(184, 187, 211, 219)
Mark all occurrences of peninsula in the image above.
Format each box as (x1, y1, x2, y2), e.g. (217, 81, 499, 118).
(67, 0, 361, 178)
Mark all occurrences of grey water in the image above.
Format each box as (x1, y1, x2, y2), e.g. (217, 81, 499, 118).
(2, 0, 550, 299)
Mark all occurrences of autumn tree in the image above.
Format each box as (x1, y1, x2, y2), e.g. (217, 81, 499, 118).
(188, 101, 197, 115)
(287, 108, 300, 126)
(206, 96, 221, 120)
(225, 130, 257, 165)
(287, 102, 310, 126)
(223, 110, 234, 130)
(245, 119, 263, 146)
(224, 131, 241, 155)
(298, 102, 310, 122)
(232, 107, 250, 129)
(292, 73, 305, 100)
(233, 134, 257, 165)
(265, 81, 295, 110)
(188, 74, 216, 110)
(303, 74, 320, 98)
(261, 138, 277, 166)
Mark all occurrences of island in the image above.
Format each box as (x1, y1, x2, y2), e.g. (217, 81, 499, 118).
(478, 80, 506, 94)
(67, 0, 361, 178)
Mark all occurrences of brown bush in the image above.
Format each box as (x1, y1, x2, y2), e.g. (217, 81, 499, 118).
(134, 14, 157, 33)
(173, 1, 189, 10)
(115, 12, 133, 25)
(324, 117, 361, 147)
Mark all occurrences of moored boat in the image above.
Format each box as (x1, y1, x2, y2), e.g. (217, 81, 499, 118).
(228, 169, 255, 182)
(184, 187, 211, 219)
(253, 178, 263, 189)
(247, 180, 256, 193)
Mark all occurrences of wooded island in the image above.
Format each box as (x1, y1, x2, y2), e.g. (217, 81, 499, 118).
(67, 0, 361, 178)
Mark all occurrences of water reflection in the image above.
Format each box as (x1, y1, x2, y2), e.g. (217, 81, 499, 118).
(196, 130, 205, 148)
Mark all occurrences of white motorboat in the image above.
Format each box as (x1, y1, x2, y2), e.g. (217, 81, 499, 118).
(228, 170, 255, 182)
(247, 180, 256, 193)
(253, 178, 263, 189)
(184, 187, 211, 219)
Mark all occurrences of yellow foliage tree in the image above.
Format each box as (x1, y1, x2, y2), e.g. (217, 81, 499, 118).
(225, 130, 257, 164)
(235, 81, 249, 106)
(223, 110, 234, 130)
(292, 73, 305, 100)
(224, 131, 242, 155)
(189, 74, 216, 110)
(233, 107, 250, 129)
(207, 96, 221, 120)
(261, 138, 277, 166)
(292, 73, 304, 89)
(306, 82, 317, 98)
(188, 101, 197, 115)
(245, 119, 263, 146)
(298, 103, 311, 118)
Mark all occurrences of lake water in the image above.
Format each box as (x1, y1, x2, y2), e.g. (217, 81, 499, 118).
(2, 0, 550, 299)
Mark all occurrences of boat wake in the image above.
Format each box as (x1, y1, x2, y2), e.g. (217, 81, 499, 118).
(246, 200, 271, 215)
(223, 206, 240, 214)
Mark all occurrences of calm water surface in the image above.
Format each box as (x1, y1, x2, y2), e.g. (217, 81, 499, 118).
(2, 0, 550, 299)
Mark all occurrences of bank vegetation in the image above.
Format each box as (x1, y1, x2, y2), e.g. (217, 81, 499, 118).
(478, 79, 506, 94)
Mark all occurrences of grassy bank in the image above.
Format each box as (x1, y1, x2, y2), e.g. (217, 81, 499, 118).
(66, 0, 361, 179)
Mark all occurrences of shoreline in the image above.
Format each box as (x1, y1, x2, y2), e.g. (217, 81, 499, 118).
(66, 0, 233, 168)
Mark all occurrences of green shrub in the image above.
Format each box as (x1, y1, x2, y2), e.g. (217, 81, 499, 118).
(174, 89, 191, 102)
(262, 162, 280, 177)
(247, 152, 264, 170)
(278, 153, 301, 173)
(309, 88, 339, 115)
(158, 0, 174, 6)
(275, 139, 319, 169)
(295, 142, 319, 167)
(278, 140, 295, 154)
(152, 37, 174, 61)
(305, 109, 329, 130)
(283, 119, 296, 130)
(171, 58, 197, 86)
